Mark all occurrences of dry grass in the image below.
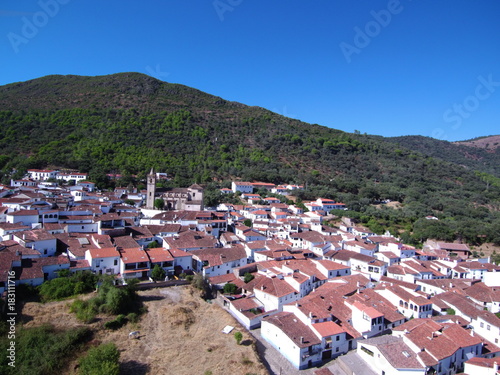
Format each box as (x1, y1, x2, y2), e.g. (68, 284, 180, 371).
(21, 286, 268, 375)
(471, 242, 500, 258)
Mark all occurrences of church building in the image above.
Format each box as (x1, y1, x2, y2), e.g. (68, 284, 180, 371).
(146, 169, 204, 211)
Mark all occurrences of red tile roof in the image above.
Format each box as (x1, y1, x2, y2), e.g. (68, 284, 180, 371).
(88, 247, 120, 259)
(312, 321, 345, 337)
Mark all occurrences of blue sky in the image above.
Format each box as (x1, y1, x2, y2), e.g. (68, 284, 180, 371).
(1, 0, 499, 142)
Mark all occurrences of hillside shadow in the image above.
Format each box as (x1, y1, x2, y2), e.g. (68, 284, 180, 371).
(120, 360, 150, 375)
(140, 295, 165, 302)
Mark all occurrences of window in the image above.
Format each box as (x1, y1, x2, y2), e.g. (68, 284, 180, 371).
(360, 346, 374, 357)
(114, 259, 118, 266)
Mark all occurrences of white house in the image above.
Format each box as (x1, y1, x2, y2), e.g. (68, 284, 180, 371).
(464, 356, 500, 375)
(85, 247, 120, 275)
(191, 245, 247, 278)
(6, 210, 39, 226)
(13, 229, 57, 257)
(356, 335, 426, 375)
(375, 284, 433, 319)
(262, 312, 323, 369)
(27, 169, 58, 181)
(231, 181, 253, 194)
(57, 172, 88, 183)
(119, 247, 150, 280)
(392, 319, 484, 375)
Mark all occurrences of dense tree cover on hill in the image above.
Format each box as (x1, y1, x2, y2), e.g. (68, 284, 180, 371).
(0, 73, 499, 246)
(384, 135, 500, 177)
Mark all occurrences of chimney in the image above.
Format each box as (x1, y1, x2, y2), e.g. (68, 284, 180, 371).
(300, 336, 304, 344)
(470, 329, 474, 337)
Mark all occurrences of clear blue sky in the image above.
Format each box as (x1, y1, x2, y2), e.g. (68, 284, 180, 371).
(1, 0, 499, 141)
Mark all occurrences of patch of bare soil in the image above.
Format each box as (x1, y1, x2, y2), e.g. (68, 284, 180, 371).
(471, 242, 500, 258)
(455, 135, 500, 152)
(21, 286, 268, 375)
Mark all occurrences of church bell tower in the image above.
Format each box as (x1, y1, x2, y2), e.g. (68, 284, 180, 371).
(146, 168, 156, 209)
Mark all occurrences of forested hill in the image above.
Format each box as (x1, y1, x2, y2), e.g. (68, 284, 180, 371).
(384, 135, 500, 177)
(0, 73, 499, 245)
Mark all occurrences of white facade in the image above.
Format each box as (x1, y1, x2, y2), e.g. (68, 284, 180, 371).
(261, 320, 321, 370)
(6, 212, 39, 226)
(254, 286, 299, 312)
(85, 249, 120, 275)
(65, 223, 98, 233)
(472, 315, 500, 345)
(27, 169, 58, 181)
(231, 181, 253, 194)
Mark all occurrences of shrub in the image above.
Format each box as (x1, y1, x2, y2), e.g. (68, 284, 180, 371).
(185, 275, 194, 283)
(71, 278, 143, 323)
(234, 331, 243, 345)
(70, 299, 96, 323)
(38, 270, 98, 302)
(126, 312, 140, 324)
(104, 287, 132, 315)
(192, 274, 212, 299)
(243, 272, 254, 283)
(0, 324, 91, 375)
(151, 264, 166, 281)
(79, 342, 120, 375)
(223, 283, 238, 295)
(104, 314, 128, 330)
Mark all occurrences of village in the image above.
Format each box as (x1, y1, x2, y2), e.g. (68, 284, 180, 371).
(1, 168, 500, 375)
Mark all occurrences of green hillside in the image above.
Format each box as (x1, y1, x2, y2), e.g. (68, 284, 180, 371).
(0, 73, 499, 246)
(384, 135, 500, 177)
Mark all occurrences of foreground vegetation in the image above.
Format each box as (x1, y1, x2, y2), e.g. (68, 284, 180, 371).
(70, 277, 145, 324)
(38, 270, 98, 302)
(0, 324, 92, 375)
